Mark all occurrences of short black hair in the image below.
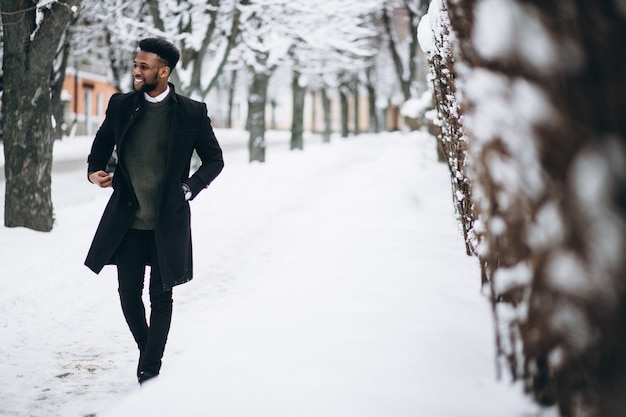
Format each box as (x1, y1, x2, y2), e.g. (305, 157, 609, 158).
(138, 38, 180, 70)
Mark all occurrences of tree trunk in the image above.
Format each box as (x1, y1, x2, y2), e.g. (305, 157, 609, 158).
(290, 70, 305, 150)
(353, 80, 360, 136)
(247, 71, 270, 163)
(321, 88, 332, 143)
(366, 68, 379, 133)
(227, 69, 238, 129)
(339, 86, 349, 138)
(1, 0, 79, 231)
(383, 1, 428, 101)
(103, 29, 128, 92)
(50, 32, 72, 140)
(381, 105, 388, 131)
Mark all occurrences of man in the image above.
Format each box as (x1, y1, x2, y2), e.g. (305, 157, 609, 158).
(85, 38, 224, 385)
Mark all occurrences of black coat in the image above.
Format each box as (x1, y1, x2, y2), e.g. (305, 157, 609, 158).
(84, 84, 224, 290)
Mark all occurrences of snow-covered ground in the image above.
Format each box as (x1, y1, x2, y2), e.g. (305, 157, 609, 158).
(0, 130, 551, 417)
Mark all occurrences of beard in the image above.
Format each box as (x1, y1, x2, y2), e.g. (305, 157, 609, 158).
(139, 81, 158, 93)
(133, 76, 158, 93)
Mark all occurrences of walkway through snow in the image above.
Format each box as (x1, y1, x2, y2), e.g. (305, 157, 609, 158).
(0, 130, 546, 417)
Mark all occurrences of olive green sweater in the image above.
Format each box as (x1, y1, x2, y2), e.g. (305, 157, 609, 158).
(123, 95, 171, 230)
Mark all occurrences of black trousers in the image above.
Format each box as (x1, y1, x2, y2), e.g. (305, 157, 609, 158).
(115, 229, 173, 377)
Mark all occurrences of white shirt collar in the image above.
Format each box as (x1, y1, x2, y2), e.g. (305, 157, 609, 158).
(144, 85, 170, 103)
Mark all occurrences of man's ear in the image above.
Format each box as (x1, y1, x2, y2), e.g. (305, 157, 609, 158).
(160, 66, 171, 79)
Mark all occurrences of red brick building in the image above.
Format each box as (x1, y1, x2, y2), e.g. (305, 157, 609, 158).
(61, 68, 118, 136)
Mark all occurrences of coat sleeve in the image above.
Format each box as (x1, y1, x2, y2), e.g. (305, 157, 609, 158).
(185, 103, 224, 199)
(87, 94, 120, 176)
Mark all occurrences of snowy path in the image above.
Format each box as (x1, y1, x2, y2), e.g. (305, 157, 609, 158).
(0, 131, 545, 417)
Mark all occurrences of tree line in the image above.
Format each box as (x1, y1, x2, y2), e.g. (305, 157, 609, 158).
(1, 0, 428, 231)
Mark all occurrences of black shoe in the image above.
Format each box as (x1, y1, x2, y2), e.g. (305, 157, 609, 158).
(136, 355, 142, 380)
(138, 370, 158, 385)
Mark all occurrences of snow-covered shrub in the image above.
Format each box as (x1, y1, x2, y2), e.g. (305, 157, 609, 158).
(418, 0, 476, 257)
(400, 90, 434, 131)
(423, 0, 626, 415)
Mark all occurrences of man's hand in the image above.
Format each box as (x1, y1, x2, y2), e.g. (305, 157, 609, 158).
(89, 170, 113, 188)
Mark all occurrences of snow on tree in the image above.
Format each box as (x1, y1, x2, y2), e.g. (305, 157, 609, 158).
(70, 1, 151, 92)
(284, 0, 380, 148)
(145, 0, 242, 100)
(383, 0, 429, 102)
(418, 0, 475, 257)
(1, 0, 80, 231)
(420, 0, 626, 415)
(63, 0, 391, 162)
(236, 0, 289, 162)
(74, 0, 242, 99)
(237, 0, 381, 162)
